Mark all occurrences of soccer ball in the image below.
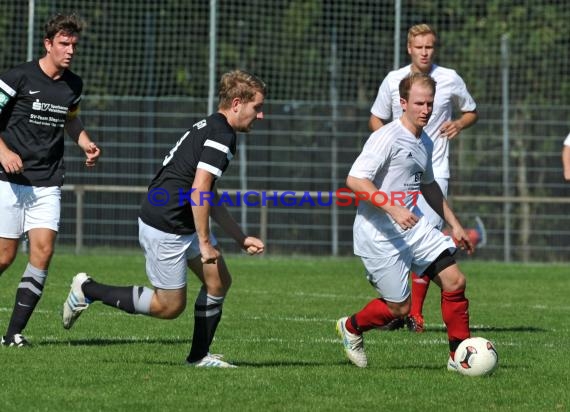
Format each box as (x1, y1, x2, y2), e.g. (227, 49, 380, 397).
(454, 337, 498, 377)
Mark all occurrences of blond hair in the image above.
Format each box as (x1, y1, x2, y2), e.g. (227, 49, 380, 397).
(218, 70, 267, 110)
(407, 23, 437, 45)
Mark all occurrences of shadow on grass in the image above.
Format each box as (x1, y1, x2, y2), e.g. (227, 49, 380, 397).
(37, 337, 190, 346)
(423, 325, 547, 333)
(38, 323, 546, 347)
(143, 359, 346, 367)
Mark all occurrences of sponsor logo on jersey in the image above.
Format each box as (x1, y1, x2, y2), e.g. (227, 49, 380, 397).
(32, 99, 69, 114)
(413, 171, 423, 182)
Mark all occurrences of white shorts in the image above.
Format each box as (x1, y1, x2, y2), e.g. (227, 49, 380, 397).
(138, 218, 218, 290)
(0, 181, 61, 238)
(360, 217, 456, 303)
(416, 177, 449, 231)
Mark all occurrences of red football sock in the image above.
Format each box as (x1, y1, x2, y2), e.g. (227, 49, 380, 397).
(441, 289, 470, 353)
(348, 298, 397, 333)
(410, 272, 430, 316)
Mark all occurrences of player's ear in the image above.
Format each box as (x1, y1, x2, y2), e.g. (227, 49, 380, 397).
(44, 37, 53, 52)
(231, 97, 242, 112)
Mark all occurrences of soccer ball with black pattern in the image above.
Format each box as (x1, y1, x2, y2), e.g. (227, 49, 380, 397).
(454, 337, 498, 377)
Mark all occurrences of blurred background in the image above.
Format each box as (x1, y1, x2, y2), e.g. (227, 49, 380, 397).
(1, 0, 569, 262)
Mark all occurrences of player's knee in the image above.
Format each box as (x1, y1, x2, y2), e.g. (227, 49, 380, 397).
(386, 298, 410, 318)
(0, 245, 18, 272)
(152, 297, 186, 319)
(0, 258, 14, 274)
(455, 273, 467, 290)
(207, 276, 232, 296)
(392, 306, 410, 318)
(159, 302, 186, 319)
(30, 244, 55, 266)
(444, 270, 467, 292)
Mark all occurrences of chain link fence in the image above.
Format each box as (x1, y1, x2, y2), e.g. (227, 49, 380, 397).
(1, 0, 569, 261)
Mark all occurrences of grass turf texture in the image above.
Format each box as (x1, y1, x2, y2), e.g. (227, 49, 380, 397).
(0, 254, 568, 411)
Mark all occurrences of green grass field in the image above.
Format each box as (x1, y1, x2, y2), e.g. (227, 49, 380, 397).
(0, 253, 568, 411)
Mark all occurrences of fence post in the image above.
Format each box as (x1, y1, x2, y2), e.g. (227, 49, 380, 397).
(27, 0, 35, 61)
(260, 205, 267, 256)
(501, 33, 511, 262)
(75, 185, 84, 255)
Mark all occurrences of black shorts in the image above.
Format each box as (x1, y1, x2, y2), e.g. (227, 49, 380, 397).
(423, 249, 456, 279)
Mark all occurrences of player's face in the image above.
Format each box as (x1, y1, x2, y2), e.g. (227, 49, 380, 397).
(400, 83, 434, 131)
(408, 34, 435, 73)
(235, 91, 265, 132)
(44, 32, 79, 70)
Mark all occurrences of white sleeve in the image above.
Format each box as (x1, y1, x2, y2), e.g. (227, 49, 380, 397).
(564, 132, 570, 146)
(452, 74, 477, 112)
(370, 77, 394, 121)
(349, 130, 392, 180)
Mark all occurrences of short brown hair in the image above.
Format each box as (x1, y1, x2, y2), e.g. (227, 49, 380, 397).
(399, 72, 436, 101)
(44, 13, 85, 41)
(218, 70, 267, 110)
(407, 23, 437, 45)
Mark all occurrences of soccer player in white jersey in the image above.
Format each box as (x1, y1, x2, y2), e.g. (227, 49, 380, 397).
(562, 132, 570, 181)
(336, 72, 474, 370)
(369, 23, 482, 332)
(62, 70, 266, 368)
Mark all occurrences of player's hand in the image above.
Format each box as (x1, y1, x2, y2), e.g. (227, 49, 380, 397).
(389, 206, 420, 230)
(0, 149, 24, 174)
(84, 142, 101, 167)
(439, 120, 463, 140)
(451, 226, 475, 255)
(199, 242, 220, 264)
(243, 236, 265, 255)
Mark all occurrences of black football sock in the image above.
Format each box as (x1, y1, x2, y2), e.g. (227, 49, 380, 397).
(187, 288, 225, 362)
(83, 280, 153, 314)
(5, 263, 47, 337)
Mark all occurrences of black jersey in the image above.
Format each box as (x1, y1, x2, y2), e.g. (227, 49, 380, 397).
(0, 60, 82, 186)
(139, 112, 237, 235)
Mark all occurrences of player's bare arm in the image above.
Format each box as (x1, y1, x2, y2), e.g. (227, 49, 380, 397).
(210, 190, 265, 255)
(191, 168, 219, 264)
(562, 145, 570, 181)
(0, 136, 24, 173)
(439, 110, 478, 140)
(65, 116, 101, 167)
(347, 175, 419, 230)
(421, 180, 474, 254)
(368, 114, 389, 132)
(77, 131, 100, 167)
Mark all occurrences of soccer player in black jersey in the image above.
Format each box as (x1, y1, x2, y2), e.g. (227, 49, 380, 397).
(0, 13, 100, 347)
(63, 70, 266, 368)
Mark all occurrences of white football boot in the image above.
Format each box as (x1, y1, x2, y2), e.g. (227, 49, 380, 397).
(187, 354, 237, 368)
(447, 355, 459, 372)
(62, 272, 92, 329)
(336, 317, 367, 368)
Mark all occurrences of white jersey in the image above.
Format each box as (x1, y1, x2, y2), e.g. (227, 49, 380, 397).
(370, 64, 476, 179)
(564, 132, 570, 146)
(349, 120, 435, 257)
